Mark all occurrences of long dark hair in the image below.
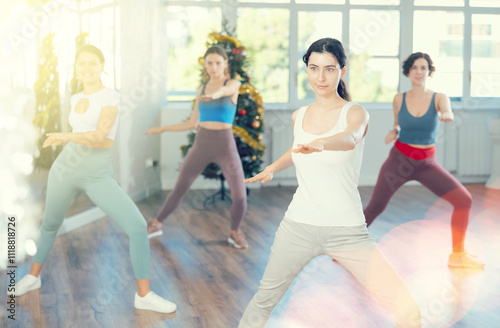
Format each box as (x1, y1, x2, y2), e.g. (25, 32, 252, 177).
(303, 38, 351, 101)
(402, 52, 435, 77)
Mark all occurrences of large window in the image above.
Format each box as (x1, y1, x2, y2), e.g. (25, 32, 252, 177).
(414, 11, 464, 98)
(9, 1, 120, 95)
(470, 14, 500, 97)
(237, 8, 289, 103)
(349, 9, 399, 102)
(164, 0, 500, 107)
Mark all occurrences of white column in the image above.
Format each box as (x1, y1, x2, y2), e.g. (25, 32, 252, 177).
(117, 0, 167, 197)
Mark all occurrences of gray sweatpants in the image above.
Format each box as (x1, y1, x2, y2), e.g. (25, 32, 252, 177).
(239, 218, 421, 328)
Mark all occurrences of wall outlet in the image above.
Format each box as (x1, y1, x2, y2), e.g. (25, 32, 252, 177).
(145, 159, 159, 168)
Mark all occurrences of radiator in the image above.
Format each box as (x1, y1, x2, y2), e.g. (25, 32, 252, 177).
(457, 124, 491, 176)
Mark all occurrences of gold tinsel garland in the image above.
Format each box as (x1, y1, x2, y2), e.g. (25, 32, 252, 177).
(232, 126, 266, 152)
(208, 32, 246, 50)
(239, 84, 264, 116)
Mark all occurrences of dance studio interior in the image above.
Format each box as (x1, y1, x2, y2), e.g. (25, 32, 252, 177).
(1, 0, 499, 327)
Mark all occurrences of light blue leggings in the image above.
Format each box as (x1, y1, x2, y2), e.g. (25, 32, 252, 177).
(33, 142, 149, 279)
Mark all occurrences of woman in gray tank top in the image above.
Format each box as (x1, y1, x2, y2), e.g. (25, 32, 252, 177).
(363, 52, 484, 270)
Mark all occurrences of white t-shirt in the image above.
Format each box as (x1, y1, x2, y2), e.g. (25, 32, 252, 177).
(284, 102, 366, 226)
(68, 88, 120, 140)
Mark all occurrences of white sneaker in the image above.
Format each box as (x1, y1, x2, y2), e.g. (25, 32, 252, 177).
(228, 229, 248, 249)
(9, 274, 41, 296)
(147, 221, 163, 239)
(448, 252, 485, 269)
(134, 291, 177, 313)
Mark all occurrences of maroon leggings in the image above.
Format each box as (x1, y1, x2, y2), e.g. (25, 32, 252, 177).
(364, 147, 472, 252)
(156, 127, 247, 230)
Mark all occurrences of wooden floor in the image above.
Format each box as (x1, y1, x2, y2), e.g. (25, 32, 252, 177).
(1, 184, 499, 328)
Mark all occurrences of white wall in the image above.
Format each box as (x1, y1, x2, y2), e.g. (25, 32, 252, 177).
(114, 0, 167, 200)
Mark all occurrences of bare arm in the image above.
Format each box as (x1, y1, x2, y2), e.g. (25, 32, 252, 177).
(436, 93, 454, 122)
(244, 110, 298, 184)
(144, 86, 203, 135)
(384, 93, 402, 144)
(43, 106, 118, 148)
(199, 79, 241, 101)
(293, 105, 369, 154)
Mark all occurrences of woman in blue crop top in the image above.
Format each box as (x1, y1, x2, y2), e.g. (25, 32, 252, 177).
(145, 46, 248, 249)
(13, 45, 177, 314)
(364, 52, 484, 269)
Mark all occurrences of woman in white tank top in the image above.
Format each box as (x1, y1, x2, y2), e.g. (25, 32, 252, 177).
(238, 38, 421, 328)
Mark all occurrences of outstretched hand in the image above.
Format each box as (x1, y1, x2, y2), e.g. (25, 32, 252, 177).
(43, 133, 68, 148)
(439, 111, 454, 122)
(144, 127, 164, 135)
(199, 95, 215, 101)
(384, 129, 398, 144)
(292, 142, 323, 154)
(244, 167, 274, 184)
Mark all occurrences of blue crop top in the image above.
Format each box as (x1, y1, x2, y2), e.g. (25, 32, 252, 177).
(398, 92, 440, 145)
(198, 79, 237, 124)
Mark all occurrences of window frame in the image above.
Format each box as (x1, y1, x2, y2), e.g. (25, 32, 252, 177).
(164, 0, 500, 110)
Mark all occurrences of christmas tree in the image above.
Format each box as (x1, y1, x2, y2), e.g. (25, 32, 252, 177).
(32, 33, 62, 170)
(180, 32, 265, 188)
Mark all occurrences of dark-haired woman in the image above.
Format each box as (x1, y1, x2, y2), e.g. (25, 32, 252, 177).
(363, 52, 484, 269)
(145, 46, 248, 249)
(237, 38, 421, 328)
(12, 45, 177, 313)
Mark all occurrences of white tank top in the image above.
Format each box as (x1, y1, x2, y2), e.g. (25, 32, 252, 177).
(284, 102, 366, 226)
(68, 88, 120, 140)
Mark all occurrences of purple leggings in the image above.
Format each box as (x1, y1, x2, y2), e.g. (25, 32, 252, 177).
(156, 127, 247, 230)
(364, 147, 472, 252)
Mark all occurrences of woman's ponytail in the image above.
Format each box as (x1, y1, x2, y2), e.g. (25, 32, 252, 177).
(337, 79, 351, 101)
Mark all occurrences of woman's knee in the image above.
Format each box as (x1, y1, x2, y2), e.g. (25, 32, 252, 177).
(445, 187, 472, 209)
(124, 217, 147, 239)
(40, 218, 64, 233)
(253, 289, 283, 314)
(460, 189, 472, 208)
(232, 195, 247, 209)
